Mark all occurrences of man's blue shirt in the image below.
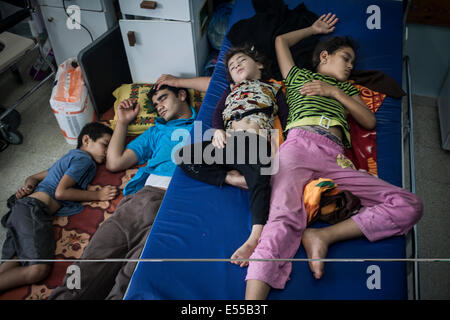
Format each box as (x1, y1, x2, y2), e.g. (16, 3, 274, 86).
(123, 107, 196, 196)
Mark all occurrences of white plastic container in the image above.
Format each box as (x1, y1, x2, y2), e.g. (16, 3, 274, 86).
(50, 58, 95, 145)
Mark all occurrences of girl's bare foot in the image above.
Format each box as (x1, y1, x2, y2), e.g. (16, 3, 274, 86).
(230, 239, 258, 267)
(301, 228, 330, 279)
(231, 224, 263, 268)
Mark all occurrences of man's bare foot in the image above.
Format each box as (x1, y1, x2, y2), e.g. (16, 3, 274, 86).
(225, 170, 248, 189)
(302, 228, 330, 279)
(231, 238, 258, 268)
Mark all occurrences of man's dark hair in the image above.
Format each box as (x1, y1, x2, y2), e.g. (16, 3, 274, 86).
(77, 122, 113, 149)
(224, 44, 272, 83)
(147, 84, 191, 108)
(311, 36, 359, 71)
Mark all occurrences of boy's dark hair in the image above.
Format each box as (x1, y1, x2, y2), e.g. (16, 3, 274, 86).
(224, 44, 272, 83)
(77, 122, 113, 149)
(147, 85, 191, 108)
(311, 36, 359, 71)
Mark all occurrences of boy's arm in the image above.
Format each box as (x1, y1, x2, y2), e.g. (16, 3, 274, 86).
(155, 74, 211, 92)
(16, 170, 48, 199)
(275, 13, 339, 79)
(54, 174, 118, 202)
(106, 99, 139, 172)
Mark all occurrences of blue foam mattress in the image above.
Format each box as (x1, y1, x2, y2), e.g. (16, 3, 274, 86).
(125, 0, 407, 300)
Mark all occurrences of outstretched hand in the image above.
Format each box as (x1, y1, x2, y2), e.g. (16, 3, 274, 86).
(311, 13, 339, 35)
(117, 98, 140, 125)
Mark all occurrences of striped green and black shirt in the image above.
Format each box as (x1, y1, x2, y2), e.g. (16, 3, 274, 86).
(285, 66, 360, 147)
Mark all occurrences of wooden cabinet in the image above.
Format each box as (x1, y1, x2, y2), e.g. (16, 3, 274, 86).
(118, 0, 210, 83)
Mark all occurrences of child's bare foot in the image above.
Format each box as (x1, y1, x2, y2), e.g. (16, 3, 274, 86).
(225, 170, 248, 189)
(231, 239, 258, 268)
(302, 228, 329, 279)
(231, 224, 263, 268)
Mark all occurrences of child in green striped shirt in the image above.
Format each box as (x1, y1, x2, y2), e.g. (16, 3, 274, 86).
(245, 13, 422, 300)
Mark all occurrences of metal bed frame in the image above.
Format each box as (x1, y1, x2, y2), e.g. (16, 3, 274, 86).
(402, 0, 420, 300)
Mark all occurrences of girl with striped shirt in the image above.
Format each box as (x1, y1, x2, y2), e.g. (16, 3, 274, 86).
(245, 13, 423, 300)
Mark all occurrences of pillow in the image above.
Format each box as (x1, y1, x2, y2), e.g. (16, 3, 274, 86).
(109, 83, 205, 136)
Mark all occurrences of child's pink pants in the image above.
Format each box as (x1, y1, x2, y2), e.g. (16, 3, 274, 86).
(246, 128, 423, 289)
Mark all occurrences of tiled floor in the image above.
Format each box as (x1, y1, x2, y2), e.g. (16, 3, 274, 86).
(411, 95, 450, 299)
(0, 51, 72, 249)
(0, 50, 449, 299)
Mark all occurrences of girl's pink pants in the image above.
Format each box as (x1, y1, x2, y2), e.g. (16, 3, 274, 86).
(246, 128, 423, 289)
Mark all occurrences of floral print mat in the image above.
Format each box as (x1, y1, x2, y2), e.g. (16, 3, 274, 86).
(0, 164, 137, 300)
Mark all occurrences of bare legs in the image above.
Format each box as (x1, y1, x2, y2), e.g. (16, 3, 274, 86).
(231, 224, 263, 268)
(245, 218, 364, 300)
(0, 260, 51, 291)
(245, 279, 271, 300)
(225, 170, 263, 268)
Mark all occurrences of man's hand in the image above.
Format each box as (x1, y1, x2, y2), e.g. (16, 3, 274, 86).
(300, 80, 339, 99)
(212, 129, 230, 149)
(311, 13, 338, 35)
(155, 74, 180, 90)
(97, 185, 119, 201)
(117, 99, 140, 125)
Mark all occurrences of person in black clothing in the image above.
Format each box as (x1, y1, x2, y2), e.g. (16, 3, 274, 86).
(177, 44, 289, 267)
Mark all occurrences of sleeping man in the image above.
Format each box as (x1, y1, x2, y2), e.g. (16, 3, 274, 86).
(49, 75, 225, 299)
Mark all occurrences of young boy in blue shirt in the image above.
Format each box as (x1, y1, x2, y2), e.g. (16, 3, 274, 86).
(0, 122, 118, 291)
(50, 80, 206, 300)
